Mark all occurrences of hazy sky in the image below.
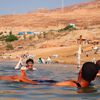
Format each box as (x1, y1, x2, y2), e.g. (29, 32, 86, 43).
(0, 0, 92, 15)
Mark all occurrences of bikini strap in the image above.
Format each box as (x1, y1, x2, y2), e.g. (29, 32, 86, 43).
(71, 81, 81, 88)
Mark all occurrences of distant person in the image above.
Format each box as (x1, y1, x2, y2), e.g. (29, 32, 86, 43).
(54, 62, 98, 88)
(15, 57, 37, 71)
(92, 57, 96, 63)
(38, 58, 43, 64)
(93, 46, 99, 54)
(85, 52, 89, 57)
(46, 57, 52, 64)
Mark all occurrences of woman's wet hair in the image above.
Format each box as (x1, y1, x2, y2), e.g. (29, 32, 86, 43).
(82, 62, 98, 82)
(96, 60, 100, 70)
(26, 59, 34, 64)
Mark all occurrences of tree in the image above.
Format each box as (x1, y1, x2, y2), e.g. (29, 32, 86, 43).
(5, 34, 18, 42)
(58, 24, 76, 32)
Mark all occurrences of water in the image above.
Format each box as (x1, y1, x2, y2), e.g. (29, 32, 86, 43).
(0, 61, 100, 100)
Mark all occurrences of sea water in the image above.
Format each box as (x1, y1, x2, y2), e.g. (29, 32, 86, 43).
(0, 61, 100, 100)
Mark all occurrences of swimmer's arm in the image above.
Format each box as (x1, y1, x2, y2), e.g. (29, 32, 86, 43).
(53, 80, 77, 87)
(20, 69, 27, 77)
(15, 57, 23, 69)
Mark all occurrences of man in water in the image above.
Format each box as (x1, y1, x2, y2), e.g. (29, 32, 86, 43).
(15, 57, 37, 71)
(0, 62, 98, 88)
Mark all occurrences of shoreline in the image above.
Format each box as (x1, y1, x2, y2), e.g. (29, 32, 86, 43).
(0, 44, 99, 65)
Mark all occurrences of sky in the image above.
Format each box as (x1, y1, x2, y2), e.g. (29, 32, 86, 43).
(0, 0, 92, 15)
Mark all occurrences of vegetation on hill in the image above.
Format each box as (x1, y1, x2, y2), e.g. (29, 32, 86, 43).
(0, 31, 18, 42)
(58, 24, 76, 32)
(5, 32, 18, 42)
(6, 43, 14, 50)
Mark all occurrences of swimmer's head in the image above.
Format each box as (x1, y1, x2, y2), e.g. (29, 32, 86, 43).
(81, 62, 98, 82)
(96, 60, 100, 70)
(26, 59, 34, 70)
(39, 58, 42, 60)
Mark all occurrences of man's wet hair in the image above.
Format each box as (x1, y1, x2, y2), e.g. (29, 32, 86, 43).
(82, 62, 98, 82)
(96, 60, 100, 70)
(26, 59, 34, 64)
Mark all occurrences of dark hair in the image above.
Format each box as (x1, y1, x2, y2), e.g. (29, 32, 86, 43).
(26, 59, 34, 64)
(96, 60, 100, 70)
(82, 62, 98, 82)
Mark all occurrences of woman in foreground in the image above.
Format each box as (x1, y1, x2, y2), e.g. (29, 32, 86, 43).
(55, 62, 98, 88)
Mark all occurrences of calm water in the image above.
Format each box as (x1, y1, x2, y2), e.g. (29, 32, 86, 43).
(0, 61, 100, 100)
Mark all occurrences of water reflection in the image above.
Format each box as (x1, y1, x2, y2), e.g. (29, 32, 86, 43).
(77, 87, 97, 93)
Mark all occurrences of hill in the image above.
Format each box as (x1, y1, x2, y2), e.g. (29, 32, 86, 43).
(0, 0, 100, 33)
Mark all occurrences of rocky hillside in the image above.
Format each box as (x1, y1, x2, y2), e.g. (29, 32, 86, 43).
(0, 0, 100, 33)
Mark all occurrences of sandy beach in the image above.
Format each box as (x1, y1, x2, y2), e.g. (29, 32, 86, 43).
(0, 43, 99, 65)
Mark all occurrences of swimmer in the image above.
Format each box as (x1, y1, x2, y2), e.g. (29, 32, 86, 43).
(0, 67, 56, 84)
(54, 62, 98, 88)
(96, 60, 100, 76)
(25, 59, 37, 70)
(15, 57, 37, 71)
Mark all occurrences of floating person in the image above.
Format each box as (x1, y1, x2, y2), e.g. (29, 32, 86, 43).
(0, 66, 57, 84)
(54, 62, 98, 88)
(15, 57, 37, 71)
(0, 62, 99, 88)
(0, 67, 37, 84)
